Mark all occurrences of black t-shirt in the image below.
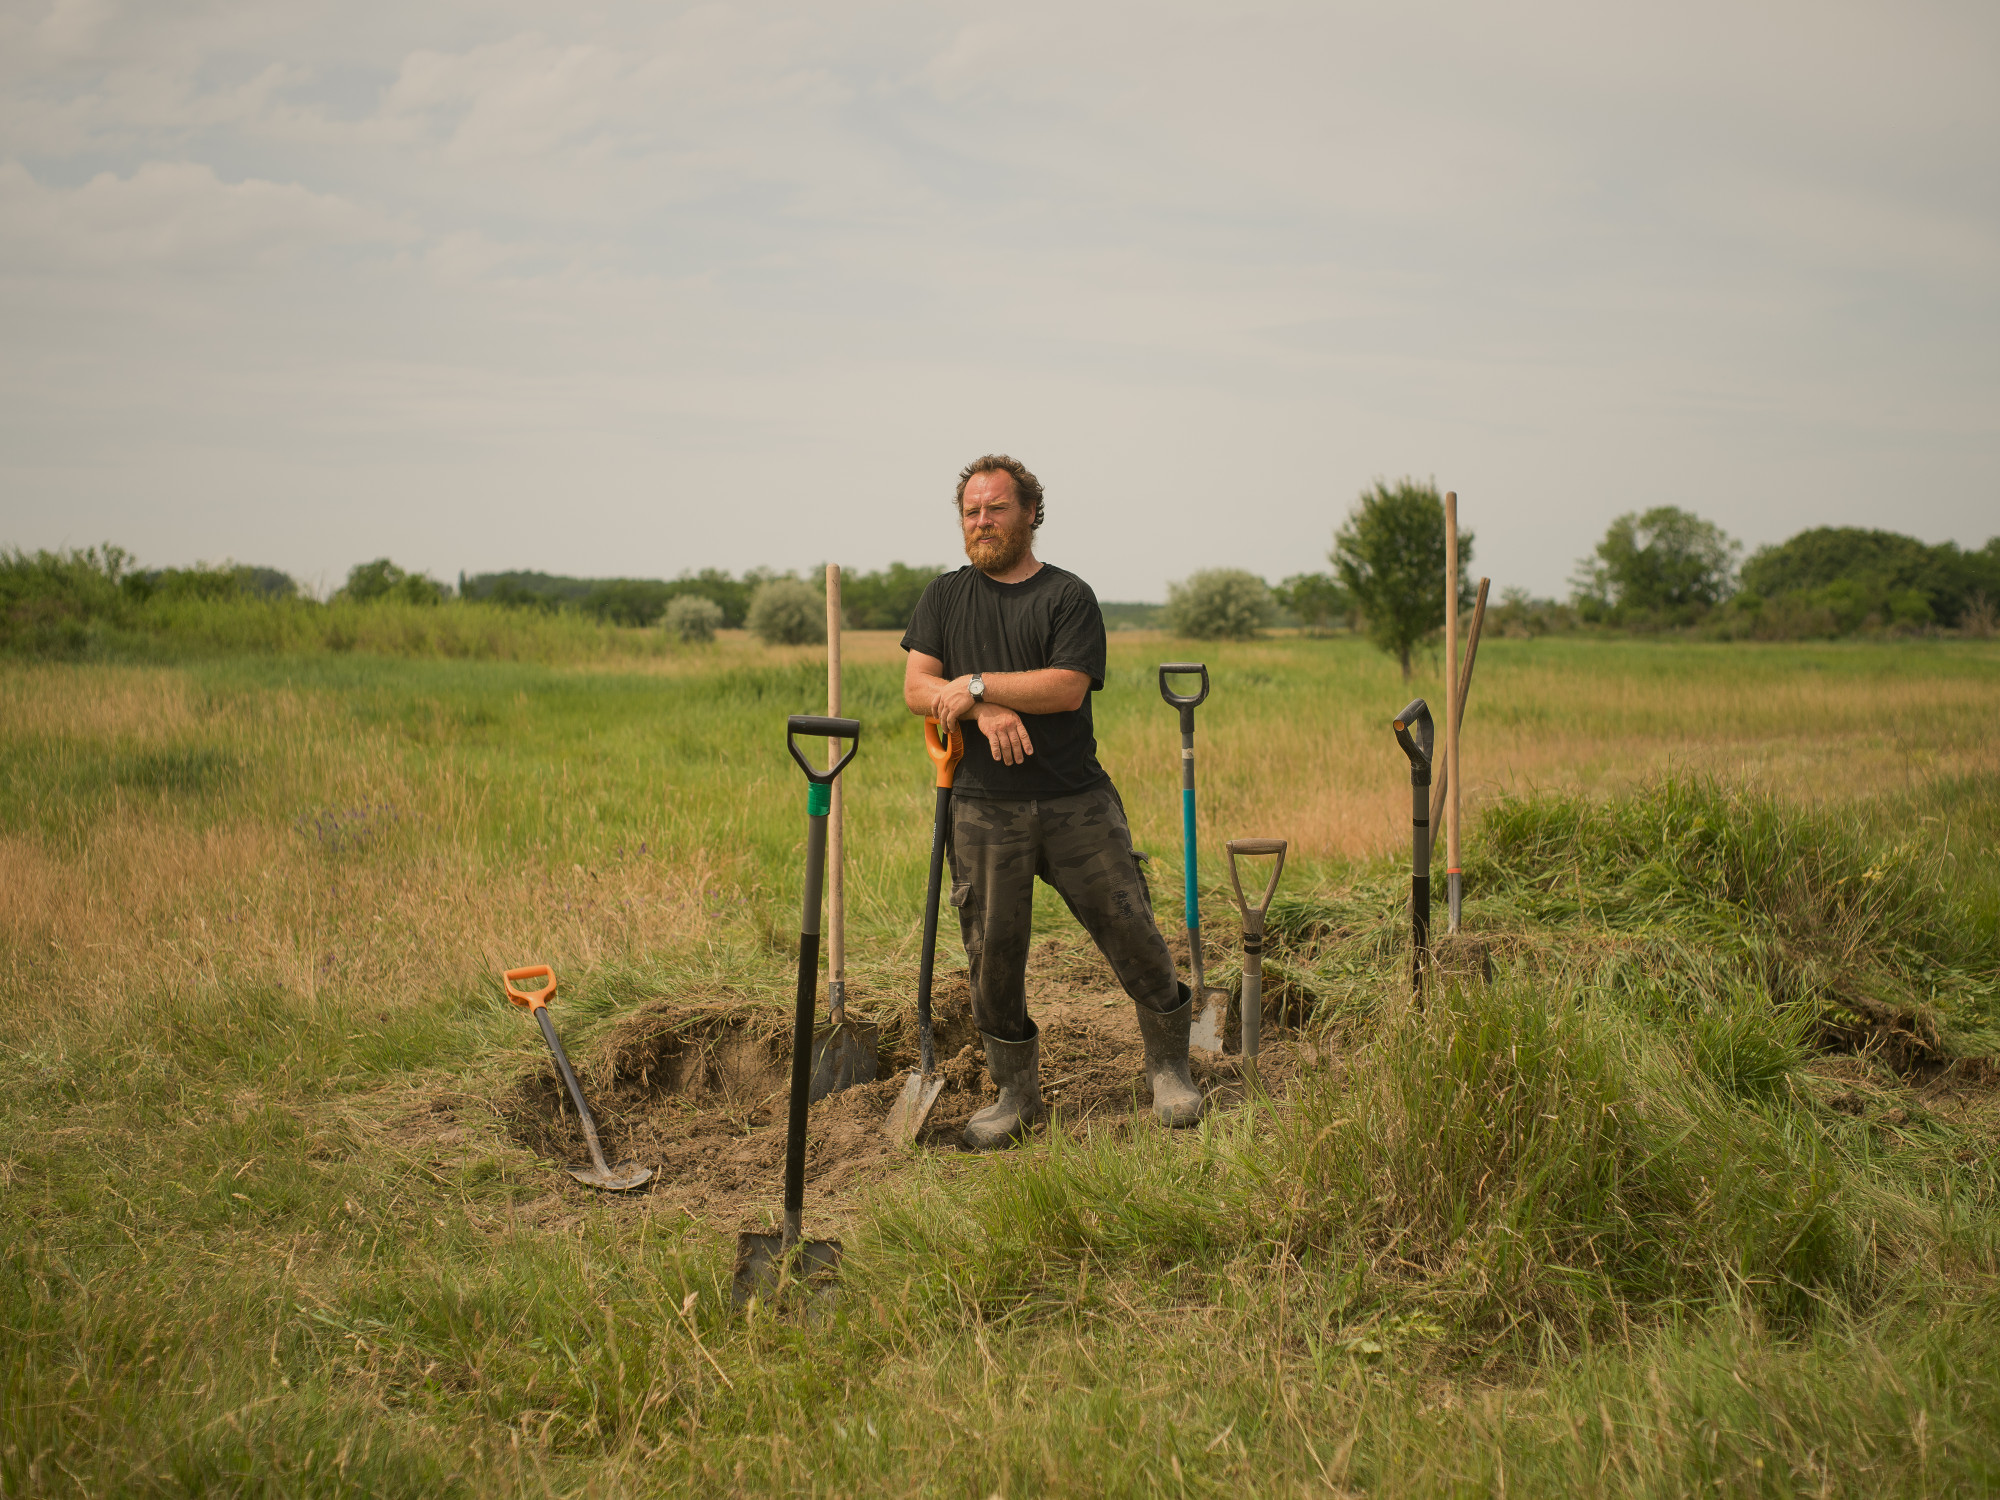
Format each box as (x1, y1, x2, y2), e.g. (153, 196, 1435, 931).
(900, 563, 1108, 799)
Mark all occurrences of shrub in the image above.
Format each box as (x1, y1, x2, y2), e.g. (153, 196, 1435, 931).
(1273, 572, 1349, 634)
(665, 594, 723, 643)
(337, 559, 446, 606)
(745, 577, 824, 646)
(1161, 569, 1275, 640)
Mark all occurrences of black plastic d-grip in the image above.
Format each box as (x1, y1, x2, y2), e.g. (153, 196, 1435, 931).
(1393, 699, 1434, 780)
(786, 714, 862, 785)
(1158, 663, 1209, 735)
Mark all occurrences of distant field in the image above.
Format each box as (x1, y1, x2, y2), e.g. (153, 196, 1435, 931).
(4, 632, 1998, 1495)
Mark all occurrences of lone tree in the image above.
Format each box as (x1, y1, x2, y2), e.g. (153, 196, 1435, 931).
(1572, 507, 1738, 623)
(1332, 479, 1473, 680)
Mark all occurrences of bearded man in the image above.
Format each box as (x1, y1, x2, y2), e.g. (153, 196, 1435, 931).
(901, 454, 1203, 1149)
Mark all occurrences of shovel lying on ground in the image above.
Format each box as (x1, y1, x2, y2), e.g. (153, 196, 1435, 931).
(733, 713, 861, 1306)
(503, 965, 653, 1192)
(1224, 839, 1287, 1088)
(885, 716, 965, 1144)
(1160, 663, 1229, 1051)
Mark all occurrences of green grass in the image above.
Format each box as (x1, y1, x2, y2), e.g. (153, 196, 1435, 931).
(3, 635, 1999, 1495)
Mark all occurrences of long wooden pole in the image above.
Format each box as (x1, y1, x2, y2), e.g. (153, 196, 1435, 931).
(1444, 493, 1460, 935)
(825, 564, 845, 1022)
(1430, 577, 1490, 837)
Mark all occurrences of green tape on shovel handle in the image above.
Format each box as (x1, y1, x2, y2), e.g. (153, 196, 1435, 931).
(807, 782, 831, 817)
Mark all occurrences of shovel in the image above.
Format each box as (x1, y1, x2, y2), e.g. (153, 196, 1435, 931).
(503, 965, 653, 1192)
(1159, 664, 1228, 1051)
(733, 713, 861, 1306)
(809, 566, 877, 1102)
(886, 716, 965, 1143)
(1392, 699, 1436, 997)
(1224, 839, 1287, 1088)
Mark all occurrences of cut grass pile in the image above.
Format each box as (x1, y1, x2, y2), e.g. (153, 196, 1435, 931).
(3, 638, 1999, 1495)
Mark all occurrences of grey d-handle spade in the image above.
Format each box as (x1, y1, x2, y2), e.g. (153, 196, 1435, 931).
(1159, 663, 1227, 1051)
(733, 713, 861, 1306)
(1224, 838, 1287, 1083)
(503, 966, 652, 1192)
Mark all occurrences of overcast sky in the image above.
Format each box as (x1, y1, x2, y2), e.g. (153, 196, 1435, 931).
(3, 1, 1995, 601)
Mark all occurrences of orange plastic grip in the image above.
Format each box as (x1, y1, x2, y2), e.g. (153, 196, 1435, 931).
(923, 717, 966, 789)
(503, 964, 556, 1011)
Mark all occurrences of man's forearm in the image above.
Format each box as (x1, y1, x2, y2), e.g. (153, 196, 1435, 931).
(976, 669, 1089, 715)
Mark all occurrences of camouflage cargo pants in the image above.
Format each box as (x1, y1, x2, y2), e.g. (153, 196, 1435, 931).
(949, 782, 1180, 1042)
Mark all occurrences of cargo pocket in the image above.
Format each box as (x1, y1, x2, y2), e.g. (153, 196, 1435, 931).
(949, 881, 972, 908)
(1129, 849, 1153, 909)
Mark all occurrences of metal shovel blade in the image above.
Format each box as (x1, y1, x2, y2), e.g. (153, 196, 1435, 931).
(884, 1068, 946, 1143)
(1189, 987, 1230, 1053)
(808, 1017, 878, 1103)
(731, 1231, 843, 1307)
(568, 1160, 653, 1192)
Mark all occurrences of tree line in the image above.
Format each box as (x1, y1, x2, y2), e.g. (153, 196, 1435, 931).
(7, 493, 1995, 662)
(1161, 481, 2000, 675)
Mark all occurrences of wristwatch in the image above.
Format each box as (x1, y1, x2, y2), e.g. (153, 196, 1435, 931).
(969, 673, 985, 703)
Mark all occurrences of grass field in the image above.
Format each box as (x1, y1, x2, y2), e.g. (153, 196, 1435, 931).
(4, 628, 2000, 1496)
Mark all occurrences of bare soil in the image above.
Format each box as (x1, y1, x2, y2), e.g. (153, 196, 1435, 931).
(500, 938, 1312, 1230)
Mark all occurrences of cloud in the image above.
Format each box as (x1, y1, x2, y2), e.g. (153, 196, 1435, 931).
(0, 158, 411, 270)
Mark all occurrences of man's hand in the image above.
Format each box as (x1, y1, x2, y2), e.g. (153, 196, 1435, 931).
(929, 674, 977, 728)
(972, 703, 1034, 764)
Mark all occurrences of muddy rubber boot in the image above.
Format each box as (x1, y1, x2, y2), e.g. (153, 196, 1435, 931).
(963, 1021, 1043, 1150)
(1135, 988, 1204, 1128)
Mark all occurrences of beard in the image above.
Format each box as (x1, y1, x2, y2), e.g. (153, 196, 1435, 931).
(964, 517, 1034, 575)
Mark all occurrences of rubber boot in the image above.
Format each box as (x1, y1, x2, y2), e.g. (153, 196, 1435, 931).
(963, 1020, 1044, 1150)
(1135, 987, 1204, 1128)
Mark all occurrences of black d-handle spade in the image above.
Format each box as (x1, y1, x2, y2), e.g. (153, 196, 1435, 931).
(1393, 699, 1434, 996)
(734, 712, 862, 1305)
(788, 716, 862, 785)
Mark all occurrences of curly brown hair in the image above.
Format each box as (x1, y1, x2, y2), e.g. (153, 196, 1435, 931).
(954, 454, 1045, 530)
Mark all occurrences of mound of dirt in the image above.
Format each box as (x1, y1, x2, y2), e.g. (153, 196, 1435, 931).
(501, 941, 1314, 1228)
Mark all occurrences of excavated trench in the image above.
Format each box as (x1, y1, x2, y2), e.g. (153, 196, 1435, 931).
(502, 941, 1313, 1225)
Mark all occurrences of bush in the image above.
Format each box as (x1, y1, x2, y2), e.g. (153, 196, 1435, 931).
(1273, 572, 1349, 634)
(337, 559, 446, 606)
(664, 594, 723, 643)
(1161, 569, 1275, 640)
(0, 545, 132, 653)
(745, 577, 825, 646)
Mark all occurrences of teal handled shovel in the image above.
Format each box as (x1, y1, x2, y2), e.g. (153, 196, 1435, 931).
(733, 713, 861, 1306)
(1159, 664, 1227, 1052)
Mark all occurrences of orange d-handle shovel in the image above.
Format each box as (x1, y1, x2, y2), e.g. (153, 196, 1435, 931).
(504, 966, 653, 1192)
(885, 716, 965, 1143)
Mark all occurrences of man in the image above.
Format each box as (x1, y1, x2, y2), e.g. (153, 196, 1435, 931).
(901, 453, 1203, 1149)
